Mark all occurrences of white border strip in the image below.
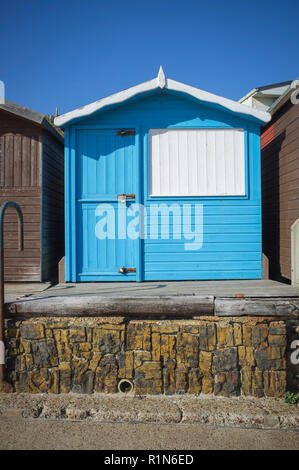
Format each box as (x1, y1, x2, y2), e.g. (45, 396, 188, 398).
(0, 340, 5, 365)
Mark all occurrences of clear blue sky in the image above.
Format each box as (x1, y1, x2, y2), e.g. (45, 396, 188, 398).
(1, 0, 298, 115)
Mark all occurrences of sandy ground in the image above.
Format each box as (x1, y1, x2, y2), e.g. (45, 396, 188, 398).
(1, 420, 299, 450)
(0, 393, 298, 450)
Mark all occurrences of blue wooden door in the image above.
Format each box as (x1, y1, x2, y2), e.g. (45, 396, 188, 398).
(76, 129, 137, 281)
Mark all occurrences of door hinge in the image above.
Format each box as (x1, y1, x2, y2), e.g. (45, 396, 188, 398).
(118, 267, 136, 274)
(117, 129, 135, 136)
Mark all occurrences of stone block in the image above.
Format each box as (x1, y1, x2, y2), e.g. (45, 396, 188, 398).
(201, 376, 213, 394)
(152, 323, 179, 334)
(214, 371, 240, 397)
(19, 339, 31, 354)
(175, 363, 188, 394)
(269, 322, 286, 335)
(264, 370, 287, 397)
(242, 325, 252, 346)
(212, 348, 238, 373)
(252, 324, 268, 348)
(95, 355, 118, 393)
(255, 346, 286, 371)
(15, 355, 26, 372)
(177, 332, 199, 368)
(183, 325, 199, 334)
(20, 323, 45, 340)
(160, 335, 176, 360)
(89, 352, 102, 371)
(32, 339, 58, 368)
(72, 358, 95, 393)
(59, 363, 72, 393)
(69, 328, 86, 343)
(126, 324, 151, 351)
(15, 371, 30, 393)
(49, 368, 60, 394)
(199, 323, 216, 351)
(54, 330, 72, 362)
(29, 369, 49, 393)
(134, 351, 151, 368)
(25, 354, 34, 371)
(233, 323, 242, 346)
(238, 346, 255, 367)
(135, 361, 162, 395)
(188, 368, 202, 395)
(268, 335, 286, 347)
(199, 351, 212, 376)
(93, 329, 120, 354)
(117, 351, 134, 379)
(71, 358, 89, 393)
(151, 333, 160, 361)
(163, 358, 176, 395)
(217, 322, 234, 347)
(240, 366, 253, 396)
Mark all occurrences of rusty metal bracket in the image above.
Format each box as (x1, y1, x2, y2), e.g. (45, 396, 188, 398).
(118, 267, 136, 274)
(117, 194, 135, 203)
(0, 202, 23, 386)
(116, 129, 135, 136)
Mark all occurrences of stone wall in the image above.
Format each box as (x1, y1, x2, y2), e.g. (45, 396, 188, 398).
(3, 316, 298, 397)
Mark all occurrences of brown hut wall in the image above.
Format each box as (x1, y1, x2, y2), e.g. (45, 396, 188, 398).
(41, 130, 64, 281)
(261, 92, 299, 281)
(0, 110, 42, 281)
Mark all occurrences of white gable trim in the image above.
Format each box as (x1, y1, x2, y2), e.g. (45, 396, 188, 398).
(55, 67, 271, 127)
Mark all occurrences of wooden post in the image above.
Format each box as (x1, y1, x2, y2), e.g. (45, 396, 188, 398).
(58, 256, 65, 284)
(262, 253, 269, 280)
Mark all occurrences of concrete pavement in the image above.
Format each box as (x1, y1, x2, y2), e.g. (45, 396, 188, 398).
(1, 420, 299, 450)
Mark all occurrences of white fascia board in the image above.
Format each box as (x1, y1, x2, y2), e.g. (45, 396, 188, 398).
(54, 77, 158, 127)
(55, 69, 271, 127)
(166, 79, 271, 123)
(239, 88, 257, 103)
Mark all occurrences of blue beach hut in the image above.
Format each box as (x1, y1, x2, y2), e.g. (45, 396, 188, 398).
(55, 68, 270, 282)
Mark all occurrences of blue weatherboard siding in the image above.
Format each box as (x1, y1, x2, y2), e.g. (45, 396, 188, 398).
(65, 91, 262, 281)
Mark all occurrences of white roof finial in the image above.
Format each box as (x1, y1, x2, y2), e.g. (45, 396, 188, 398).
(157, 66, 166, 89)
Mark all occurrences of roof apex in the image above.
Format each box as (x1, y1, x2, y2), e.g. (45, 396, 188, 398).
(55, 70, 271, 127)
(157, 66, 166, 88)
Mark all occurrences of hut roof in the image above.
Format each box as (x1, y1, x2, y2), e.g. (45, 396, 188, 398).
(0, 100, 64, 143)
(55, 67, 271, 128)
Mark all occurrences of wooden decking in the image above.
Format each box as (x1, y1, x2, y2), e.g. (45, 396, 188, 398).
(4, 280, 299, 319)
(36, 279, 299, 298)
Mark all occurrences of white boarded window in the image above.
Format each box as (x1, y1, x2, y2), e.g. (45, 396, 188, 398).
(149, 129, 245, 196)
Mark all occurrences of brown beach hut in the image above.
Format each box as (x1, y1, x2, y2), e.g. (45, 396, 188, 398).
(0, 100, 64, 281)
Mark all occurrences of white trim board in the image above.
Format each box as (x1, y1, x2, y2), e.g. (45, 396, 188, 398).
(55, 67, 271, 128)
